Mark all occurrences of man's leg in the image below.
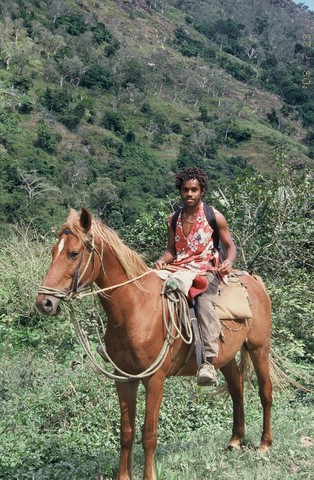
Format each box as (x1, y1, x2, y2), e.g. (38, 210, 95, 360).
(195, 271, 221, 385)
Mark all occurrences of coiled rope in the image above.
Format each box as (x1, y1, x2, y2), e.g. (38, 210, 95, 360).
(69, 284, 193, 382)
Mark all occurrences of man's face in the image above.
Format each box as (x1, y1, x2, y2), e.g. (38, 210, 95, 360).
(179, 178, 203, 208)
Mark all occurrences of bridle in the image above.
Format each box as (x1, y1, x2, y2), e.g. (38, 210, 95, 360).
(72, 236, 98, 294)
(38, 230, 104, 301)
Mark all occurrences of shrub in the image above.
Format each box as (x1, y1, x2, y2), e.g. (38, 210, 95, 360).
(91, 22, 120, 55)
(102, 112, 126, 135)
(17, 96, 34, 114)
(220, 57, 255, 82)
(174, 27, 205, 58)
(81, 64, 113, 90)
(34, 124, 62, 153)
(54, 14, 88, 36)
(42, 88, 71, 113)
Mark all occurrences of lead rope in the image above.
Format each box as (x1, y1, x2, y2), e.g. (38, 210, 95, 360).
(70, 300, 172, 382)
(39, 263, 194, 381)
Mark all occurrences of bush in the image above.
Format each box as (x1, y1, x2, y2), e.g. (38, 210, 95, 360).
(17, 96, 34, 114)
(54, 14, 88, 36)
(42, 88, 71, 113)
(81, 64, 113, 90)
(91, 22, 120, 55)
(102, 111, 127, 135)
(220, 57, 256, 82)
(34, 123, 62, 153)
(174, 27, 205, 58)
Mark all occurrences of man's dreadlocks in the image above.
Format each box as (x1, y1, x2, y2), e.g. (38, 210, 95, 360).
(175, 167, 208, 194)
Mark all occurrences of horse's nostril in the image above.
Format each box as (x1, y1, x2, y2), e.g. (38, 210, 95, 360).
(42, 298, 53, 313)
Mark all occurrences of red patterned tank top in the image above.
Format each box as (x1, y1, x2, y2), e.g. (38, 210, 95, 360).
(167, 202, 219, 272)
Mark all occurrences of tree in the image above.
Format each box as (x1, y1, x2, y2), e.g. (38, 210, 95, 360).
(89, 177, 118, 219)
(18, 169, 60, 203)
(47, 0, 69, 25)
(34, 123, 62, 153)
(211, 158, 313, 276)
(57, 55, 89, 86)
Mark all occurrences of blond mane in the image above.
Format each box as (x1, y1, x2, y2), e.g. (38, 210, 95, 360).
(63, 211, 149, 280)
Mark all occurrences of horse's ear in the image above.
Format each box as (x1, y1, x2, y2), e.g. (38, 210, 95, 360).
(80, 208, 92, 233)
(67, 208, 79, 223)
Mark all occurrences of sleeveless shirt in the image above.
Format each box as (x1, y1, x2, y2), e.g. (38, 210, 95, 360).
(167, 202, 219, 272)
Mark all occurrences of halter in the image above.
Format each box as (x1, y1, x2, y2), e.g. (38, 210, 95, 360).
(38, 230, 104, 300)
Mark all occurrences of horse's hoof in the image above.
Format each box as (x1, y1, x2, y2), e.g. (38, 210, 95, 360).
(225, 441, 241, 451)
(257, 444, 271, 453)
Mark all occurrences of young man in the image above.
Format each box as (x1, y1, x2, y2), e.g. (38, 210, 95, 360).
(154, 167, 237, 386)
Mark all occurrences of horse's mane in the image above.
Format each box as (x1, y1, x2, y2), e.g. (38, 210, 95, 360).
(92, 220, 149, 279)
(64, 212, 149, 280)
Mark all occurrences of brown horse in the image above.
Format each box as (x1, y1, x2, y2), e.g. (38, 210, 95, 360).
(36, 208, 272, 480)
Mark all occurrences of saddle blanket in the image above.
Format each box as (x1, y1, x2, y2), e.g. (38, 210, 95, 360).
(154, 269, 252, 320)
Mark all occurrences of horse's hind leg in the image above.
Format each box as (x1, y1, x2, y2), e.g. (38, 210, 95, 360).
(115, 380, 139, 480)
(221, 358, 245, 449)
(248, 345, 273, 450)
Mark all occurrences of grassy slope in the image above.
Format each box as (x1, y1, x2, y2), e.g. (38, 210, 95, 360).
(2, 0, 312, 182)
(0, 349, 313, 480)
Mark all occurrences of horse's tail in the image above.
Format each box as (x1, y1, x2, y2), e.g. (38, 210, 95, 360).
(213, 344, 311, 396)
(269, 348, 312, 393)
(211, 345, 254, 397)
(239, 344, 311, 393)
(239, 343, 254, 387)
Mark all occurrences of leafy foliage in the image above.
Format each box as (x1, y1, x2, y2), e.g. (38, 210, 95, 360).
(0, 0, 313, 233)
(34, 123, 62, 153)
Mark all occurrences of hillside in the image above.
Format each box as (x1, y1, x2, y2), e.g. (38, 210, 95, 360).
(0, 0, 313, 232)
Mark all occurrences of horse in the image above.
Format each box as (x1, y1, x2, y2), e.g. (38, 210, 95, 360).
(36, 208, 273, 480)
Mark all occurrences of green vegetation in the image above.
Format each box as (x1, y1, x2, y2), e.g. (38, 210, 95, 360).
(0, 351, 313, 479)
(0, 0, 313, 234)
(0, 1, 313, 477)
(1, 157, 313, 478)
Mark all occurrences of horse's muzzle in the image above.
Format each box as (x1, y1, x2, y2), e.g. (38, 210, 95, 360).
(36, 294, 61, 316)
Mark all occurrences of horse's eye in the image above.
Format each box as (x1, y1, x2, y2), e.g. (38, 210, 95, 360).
(69, 251, 79, 259)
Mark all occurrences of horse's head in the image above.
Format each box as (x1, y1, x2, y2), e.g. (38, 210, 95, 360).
(36, 208, 101, 315)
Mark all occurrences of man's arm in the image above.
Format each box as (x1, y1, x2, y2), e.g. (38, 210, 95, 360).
(153, 225, 177, 270)
(215, 212, 237, 275)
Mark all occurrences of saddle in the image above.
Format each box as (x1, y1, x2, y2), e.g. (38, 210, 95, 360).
(161, 270, 253, 369)
(186, 271, 253, 320)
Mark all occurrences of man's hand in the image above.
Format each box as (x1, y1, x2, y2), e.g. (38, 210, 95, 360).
(218, 259, 233, 275)
(153, 259, 165, 270)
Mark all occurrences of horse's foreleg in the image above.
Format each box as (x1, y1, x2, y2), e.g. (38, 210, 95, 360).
(115, 380, 139, 480)
(248, 345, 273, 450)
(142, 374, 165, 480)
(220, 358, 245, 450)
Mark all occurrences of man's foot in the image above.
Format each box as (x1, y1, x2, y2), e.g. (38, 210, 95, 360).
(197, 362, 217, 386)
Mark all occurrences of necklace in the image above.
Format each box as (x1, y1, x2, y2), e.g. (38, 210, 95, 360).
(183, 212, 196, 224)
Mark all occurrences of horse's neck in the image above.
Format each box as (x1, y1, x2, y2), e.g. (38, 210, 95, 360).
(95, 246, 139, 323)
(97, 247, 128, 289)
